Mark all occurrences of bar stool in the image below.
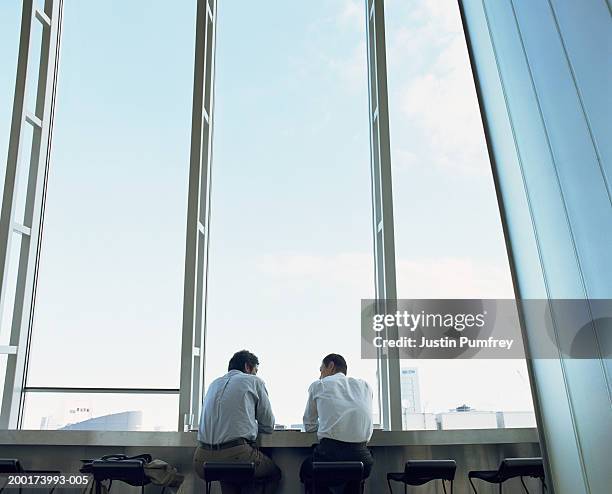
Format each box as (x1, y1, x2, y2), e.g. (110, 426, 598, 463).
(80, 454, 151, 494)
(202, 462, 269, 494)
(468, 457, 546, 493)
(0, 460, 22, 473)
(1, 459, 62, 494)
(387, 460, 456, 494)
(306, 461, 365, 494)
(0, 460, 23, 494)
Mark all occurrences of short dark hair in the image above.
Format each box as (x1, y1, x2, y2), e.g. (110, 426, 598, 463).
(323, 353, 347, 375)
(228, 350, 259, 372)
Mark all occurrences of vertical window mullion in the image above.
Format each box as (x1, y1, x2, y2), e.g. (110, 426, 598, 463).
(365, 0, 402, 431)
(0, 0, 63, 429)
(179, 0, 217, 432)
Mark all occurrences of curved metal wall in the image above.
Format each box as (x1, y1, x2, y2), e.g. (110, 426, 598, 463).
(459, 1, 612, 492)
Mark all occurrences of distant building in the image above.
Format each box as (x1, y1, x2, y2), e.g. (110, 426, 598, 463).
(497, 411, 537, 428)
(436, 404, 498, 430)
(402, 412, 437, 430)
(400, 368, 421, 413)
(400, 367, 423, 429)
(61, 410, 142, 431)
(39, 416, 55, 430)
(401, 368, 429, 430)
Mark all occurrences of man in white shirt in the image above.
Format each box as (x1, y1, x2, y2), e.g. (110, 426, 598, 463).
(300, 353, 374, 494)
(193, 350, 281, 494)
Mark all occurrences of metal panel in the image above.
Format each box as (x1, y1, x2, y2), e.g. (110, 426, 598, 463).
(548, 0, 612, 191)
(459, 0, 612, 492)
(0, 0, 63, 429)
(364, 0, 402, 431)
(179, 0, 217, 431)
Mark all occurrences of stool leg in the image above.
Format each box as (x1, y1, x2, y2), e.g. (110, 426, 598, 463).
(442, 479, 448, 494)
(520, 476, 530, 494)
(499, 483, 502, 494)
(468, 478, 479, 494)
(386, 479, 393, 494)
(450, 480, 454, 494)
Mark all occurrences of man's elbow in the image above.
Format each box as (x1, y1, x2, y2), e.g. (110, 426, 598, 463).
(303, 423, 318, 433)
(258, 424, 274, 434)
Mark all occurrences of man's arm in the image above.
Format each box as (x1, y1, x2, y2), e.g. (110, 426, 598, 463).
(255, 379, 275, 434)
(303, 382, 319, 432)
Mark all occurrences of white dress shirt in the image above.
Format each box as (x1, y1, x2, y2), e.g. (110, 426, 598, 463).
(198, 369, 275, 445)
(303, 372, 374, 443)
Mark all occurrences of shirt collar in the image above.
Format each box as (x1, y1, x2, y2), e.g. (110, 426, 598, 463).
(322, 372, 346, 381)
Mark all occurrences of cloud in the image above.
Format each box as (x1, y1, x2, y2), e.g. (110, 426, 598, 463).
(318, 0, 367, 93)
(285, 0, 367, 95)
(256, 252, 514, 299)
(325, 39, 367, 93)
(257, 252, 373, 292)
(397, 39, 488, 174)
(337, 0, 363, 29)
(396, 256, 515, 299)
(385, 0, 491, 176)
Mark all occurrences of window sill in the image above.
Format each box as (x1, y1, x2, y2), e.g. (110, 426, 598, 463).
(0, 427, 538, 448)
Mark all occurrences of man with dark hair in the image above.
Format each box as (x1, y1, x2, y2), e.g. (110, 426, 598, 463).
(228, 349, 260, 372)
(300, 353, 374, 493)
(322, 353, 348, 374)
(193, 350, 281, 493)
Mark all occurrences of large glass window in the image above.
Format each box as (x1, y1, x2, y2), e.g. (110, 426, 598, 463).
(203, 0, 379, 428)
(20, 0, 195, 431)
(22, 392, 177, 431)
(384, 0, 534, 429)
(0, 0, 538, 432)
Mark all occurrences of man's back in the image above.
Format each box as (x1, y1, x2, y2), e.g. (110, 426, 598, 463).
(303, 372, 373, 443)
(193, 351, 281, 491)
(198, 369, 274, 445)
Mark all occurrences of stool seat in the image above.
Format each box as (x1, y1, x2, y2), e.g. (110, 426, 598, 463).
(468, 457, 545, 493)
(312, 461, 364, 483)
(469, 457, 544, 482)
(387, 459, 456, 493)
(405, 460, 456, 481)
(90, 459, 150, 486)
(80, 454, 151, 494)
(202, 462, 256, 482)
(0, 459, 23, 474)
(202, 462, 265, 494)
(306, 462, 365, 494)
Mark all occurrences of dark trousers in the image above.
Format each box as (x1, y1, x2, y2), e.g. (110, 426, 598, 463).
(300, 438, 374, 494)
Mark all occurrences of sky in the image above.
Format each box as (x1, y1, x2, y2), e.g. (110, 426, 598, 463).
(1, 0, 533, 430)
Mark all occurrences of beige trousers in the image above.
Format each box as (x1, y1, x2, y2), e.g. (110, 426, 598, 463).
(193, 444, 281, 494)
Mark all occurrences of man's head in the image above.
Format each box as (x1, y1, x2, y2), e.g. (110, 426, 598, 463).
(320, 353, 347, 378)
(228, 350, 259, 375)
